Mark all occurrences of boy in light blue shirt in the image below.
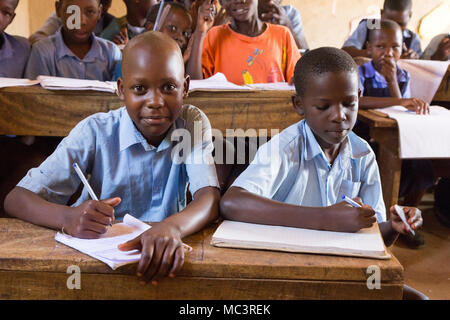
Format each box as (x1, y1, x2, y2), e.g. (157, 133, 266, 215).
(25, 0, 121, 81)
(221, 47, 423, 245)
(0, 0, 30, 78)
(5, 32, 220, 285)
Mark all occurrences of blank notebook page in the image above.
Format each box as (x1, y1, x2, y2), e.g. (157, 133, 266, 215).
(211, 220, 390, 259)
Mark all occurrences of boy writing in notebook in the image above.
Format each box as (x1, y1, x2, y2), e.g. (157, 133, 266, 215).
(221, 47, 422, 248)
(358, 19, 429, 113)
(5, 32, 220, 284)
(343, 0, 421, 59)
(25, 0, 121, 81)
(0, 0, 30, 78)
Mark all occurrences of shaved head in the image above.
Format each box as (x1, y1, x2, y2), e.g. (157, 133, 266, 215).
(368, 19, 402, 43)
(122, 31, 184, 78)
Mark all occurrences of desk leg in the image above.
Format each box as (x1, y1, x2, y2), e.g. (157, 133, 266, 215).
(371, 127, 402, 217)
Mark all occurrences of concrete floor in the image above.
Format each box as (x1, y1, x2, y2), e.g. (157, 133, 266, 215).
(391, 195, 450, 300)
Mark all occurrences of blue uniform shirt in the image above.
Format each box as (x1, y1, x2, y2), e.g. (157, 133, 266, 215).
(17, 105, 219, 222)
(24, 28, 121, 81)
(359, 60, 411, 98)
(232, 120, 387, 222)
(0, 32, 31, 78)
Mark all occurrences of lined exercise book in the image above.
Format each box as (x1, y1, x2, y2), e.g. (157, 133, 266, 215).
(211, 220, 391, 260)
(0, 78, 40, 88)
(55, 214, 150, 270)
(376, 105, 450, 159)
(37, 76, 118, 93)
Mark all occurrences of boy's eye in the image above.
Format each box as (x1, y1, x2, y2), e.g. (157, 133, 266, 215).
(2, 10, 12, 17)
(315, 105, 329, 111)
(167, 25, 177, 33)
(163, 83, 177, 92)
(182, 30, 192, 38)
(133, 85, 146, 93)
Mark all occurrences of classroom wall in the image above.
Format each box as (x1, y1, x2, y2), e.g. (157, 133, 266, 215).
(6, 0, 449, 48)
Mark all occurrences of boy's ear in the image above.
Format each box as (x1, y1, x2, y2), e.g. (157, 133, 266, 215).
(366, 41, 372, 55)
(292, 94, 304, 116)
(117, 78, 125, 101)
(97, 4, 103, 20)
(183, 75, 190, 98)
(55, 1, 62, 19)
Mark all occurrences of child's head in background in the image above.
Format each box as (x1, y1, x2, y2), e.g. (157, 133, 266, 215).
(381, 0, 412, 31)
(366, 19, 403, 71)
(293, 47, 360, 149)
(145, 2, 193, 54)
(0, 0, 19, 34)
(123, 0, 155, 15)
(117, 31, 189, 147)
(55, 0, 101, 44)
(100, 0, 112, 15)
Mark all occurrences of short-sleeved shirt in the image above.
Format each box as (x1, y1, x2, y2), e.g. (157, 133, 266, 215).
(25, 28, 122, 81)
(36, 12, 116, 37)
(99, 16, 146, 42)
(0, 32, 31, 78)
(17, 105, 220, 222)
(343, 19, 423, 57)
(358, 60, 411, 98)
(231, 120, 387, 222)
(202, 23, 300, 85)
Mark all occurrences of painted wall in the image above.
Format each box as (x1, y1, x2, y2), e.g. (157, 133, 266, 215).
(6, 0, 449, 48)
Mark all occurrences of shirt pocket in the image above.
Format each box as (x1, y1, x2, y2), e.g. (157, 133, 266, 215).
(338, 179, 362, 200)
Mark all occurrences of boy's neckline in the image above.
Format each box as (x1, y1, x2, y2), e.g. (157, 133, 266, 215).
(60, 28, 93, 60)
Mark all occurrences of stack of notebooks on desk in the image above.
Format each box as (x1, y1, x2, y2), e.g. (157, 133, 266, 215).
(37, 76, 118, 93)
(211, 220, 391, 260)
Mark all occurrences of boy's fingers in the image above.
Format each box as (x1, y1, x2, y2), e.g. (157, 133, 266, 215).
(169, 246, 185, 278)
(102, 197, 122, 207)
(143, 238, 168, 283)
(86, 210, 112, 226)
(137, 238, 154, 278)
(352, 197, 363, 206)
(153, 241, 179, 283)
(83, 217, 108, 234)
(118, 235, 142, 251)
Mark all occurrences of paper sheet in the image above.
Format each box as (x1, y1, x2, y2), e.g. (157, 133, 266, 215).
(211, 220, 390, 259)
(38, 76, 118, 93)
(397, 59, 449, 103)
(189, 73, 253, 92)
(55, 214, 150, 270)
(376, 105, 450, 159)
(246, 82, 295, 91)
(0, 78, 40, 88)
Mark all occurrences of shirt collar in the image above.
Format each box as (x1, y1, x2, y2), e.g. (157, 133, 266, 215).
(301, 120, 370, 168)
(54, 28, 105, 63)
(0, 32, 13, 59)
(362, 61, 409, 84)
(119, 108, 181, 153)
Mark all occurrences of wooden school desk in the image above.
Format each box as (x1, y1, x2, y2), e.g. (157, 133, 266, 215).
(0, 218, 404, 300)
(0, 86, 299, 137)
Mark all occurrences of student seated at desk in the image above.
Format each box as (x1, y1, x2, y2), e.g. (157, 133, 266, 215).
(358, 19, 429, 114)
(342, 0, 422, 60)
(5, 32, 220, 284)
(28, 0, 116, 44)
(220, 47, 427, 299)
(422, 33, 450, 61)
(0, 0, 30, 78)
(25, 0, 121, 81)
(100, 0, 154, 45)
(200, 0, 300, 84)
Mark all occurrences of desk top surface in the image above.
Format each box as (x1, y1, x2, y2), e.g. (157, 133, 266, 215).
(0, 218, 403, 283)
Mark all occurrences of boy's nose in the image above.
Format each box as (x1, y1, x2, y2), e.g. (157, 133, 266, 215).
(145, 90, 164, 108)
(331, 105, 346, 122)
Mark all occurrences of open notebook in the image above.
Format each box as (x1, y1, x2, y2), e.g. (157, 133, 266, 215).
(211, 220, 390, 260)
(38, 76, 118, 93)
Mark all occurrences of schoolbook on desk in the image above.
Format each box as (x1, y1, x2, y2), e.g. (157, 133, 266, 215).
(211, 220, 391, 260)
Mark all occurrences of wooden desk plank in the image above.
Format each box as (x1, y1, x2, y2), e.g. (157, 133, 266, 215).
(0, 218, 403, 282)
(0, 86, 299, 137)
(433, 66, 450, 102)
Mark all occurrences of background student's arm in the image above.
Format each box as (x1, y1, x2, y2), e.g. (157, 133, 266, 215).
(186, 1, 215, 80)
(342, 21, 370, 58)
(380, 206, 423, 247)
(118, 186, 220, 285)
(24, 44, 53, 79)
(359, 96, 430, 114)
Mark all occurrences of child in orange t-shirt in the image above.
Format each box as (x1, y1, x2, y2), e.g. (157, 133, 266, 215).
(199, 0, 300, 85)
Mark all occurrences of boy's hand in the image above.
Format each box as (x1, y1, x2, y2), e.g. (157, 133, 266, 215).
(260, 2, 292, 30)
(326, 198, 377, 232)
(401, 43, 419, 59)
(64, 197, 121, 239)
(389, 206, 423, 234)
(379, 57, 397, 83)
(195, 1, 216, 34)
(113, 28, 129, 46)
(399, 98, 430, 115)
(431, 37, 450, 61)
(118, 221, 185, 285)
